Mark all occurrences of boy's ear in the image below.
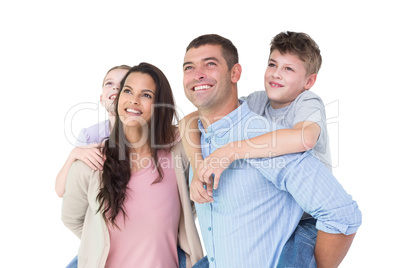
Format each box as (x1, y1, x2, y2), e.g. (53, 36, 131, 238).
(304, 73, 317, 90)
(231, 63, 242, 83)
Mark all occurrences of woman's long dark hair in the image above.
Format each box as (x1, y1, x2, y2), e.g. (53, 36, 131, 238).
(97, 62, 178, 227)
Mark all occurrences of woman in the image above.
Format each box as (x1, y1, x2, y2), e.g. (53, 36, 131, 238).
(62, 63, 205, 267)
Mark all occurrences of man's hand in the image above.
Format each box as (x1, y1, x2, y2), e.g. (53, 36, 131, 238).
(71, 143, 105, 170)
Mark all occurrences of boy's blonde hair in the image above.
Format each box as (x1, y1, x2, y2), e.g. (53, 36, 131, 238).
(270, 31, 322, 75)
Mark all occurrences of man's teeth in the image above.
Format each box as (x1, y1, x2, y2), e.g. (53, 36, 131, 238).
(126, 108, 141, 114)
(194, 85, 211, 91)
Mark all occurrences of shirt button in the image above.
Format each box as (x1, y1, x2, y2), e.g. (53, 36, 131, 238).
(210, 257, 214, 262)
(208, 227, 212, 231)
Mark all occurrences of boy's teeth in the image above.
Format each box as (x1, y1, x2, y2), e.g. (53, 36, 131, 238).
(194, 85, 211, 91)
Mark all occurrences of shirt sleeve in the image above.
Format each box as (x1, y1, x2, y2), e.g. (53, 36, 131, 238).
(75, 128, 90, 146)
(61, 161, 91, 238)
(292, 91, 326, 132)
(241, 91, 269, 116)
(247, 150, 362, 235)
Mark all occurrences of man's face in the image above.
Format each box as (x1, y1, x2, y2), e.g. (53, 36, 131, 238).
(183, 44, 233, 111)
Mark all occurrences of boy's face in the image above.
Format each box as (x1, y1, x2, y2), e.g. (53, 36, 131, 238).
(264, 50, 316, 109)
(101, 68, 129, 112)
(183, 44, 233, 111)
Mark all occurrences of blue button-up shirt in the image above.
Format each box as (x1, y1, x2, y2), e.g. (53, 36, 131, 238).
(192, 101, 361, 267)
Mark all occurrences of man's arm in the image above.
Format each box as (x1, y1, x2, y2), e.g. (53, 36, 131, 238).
(248, 151, 361, 267)
(198, 120, 321, 189)
(178, 111, 213, 204)
(315, 231, 356, 268)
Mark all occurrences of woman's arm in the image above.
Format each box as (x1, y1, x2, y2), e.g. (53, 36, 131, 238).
(61, 161, 92, 238)
(178, 111, 214, 204)
(55, 144, 105, 197)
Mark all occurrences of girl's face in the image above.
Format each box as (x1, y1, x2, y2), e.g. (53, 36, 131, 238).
(118, 72, 156, 129)
(101, 68, 129, 112)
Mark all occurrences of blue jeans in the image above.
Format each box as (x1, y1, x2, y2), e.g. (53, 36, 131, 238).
(178, 246, 209, 268)
(65, 256, 77, 268)
(67, 247, 209, 268)
(277, 218, 318, 268)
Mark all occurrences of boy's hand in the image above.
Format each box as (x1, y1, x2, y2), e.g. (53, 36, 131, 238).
(71, 143, 105, 170)
(190, 175, 214, 204)
(198, 143, 235, 190)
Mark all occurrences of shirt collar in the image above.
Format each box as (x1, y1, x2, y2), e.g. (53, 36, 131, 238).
(197, 100, 250, 141)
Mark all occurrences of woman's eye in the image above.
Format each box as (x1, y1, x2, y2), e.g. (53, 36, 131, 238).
(143, 93, 152, 99)
(285, 67, 293, 71)
(123, 88, 131, 94)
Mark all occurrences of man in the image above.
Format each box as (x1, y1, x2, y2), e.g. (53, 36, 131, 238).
(181, 34, 362, 267)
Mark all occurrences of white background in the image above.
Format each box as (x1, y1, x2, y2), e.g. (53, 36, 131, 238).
(1, 0, 400, 267)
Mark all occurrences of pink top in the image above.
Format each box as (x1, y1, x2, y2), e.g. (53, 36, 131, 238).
(105, 150, 181, 268)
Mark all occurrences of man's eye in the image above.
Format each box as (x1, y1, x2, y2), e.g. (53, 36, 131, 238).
(207, 62, 216, 66)
(184, 66, 193, 71)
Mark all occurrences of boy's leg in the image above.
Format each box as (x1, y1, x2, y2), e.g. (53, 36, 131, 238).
(277, 218, 317, 268)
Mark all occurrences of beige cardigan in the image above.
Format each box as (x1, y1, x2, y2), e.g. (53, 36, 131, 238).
(61, 141, 204, 267)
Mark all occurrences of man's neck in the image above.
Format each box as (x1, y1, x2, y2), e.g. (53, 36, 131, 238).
(198, 99, 240, 131)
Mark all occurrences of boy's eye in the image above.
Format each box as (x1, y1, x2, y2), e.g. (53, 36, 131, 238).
(268, 63, 276, 68)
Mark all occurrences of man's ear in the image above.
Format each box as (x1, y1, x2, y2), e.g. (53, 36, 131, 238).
(304, 73, 317, 90)
(231, 63, 242, 83)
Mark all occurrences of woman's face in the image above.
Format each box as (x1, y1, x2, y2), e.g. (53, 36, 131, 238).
(118, 72, 156, 129)
(101, 68, 129, 112)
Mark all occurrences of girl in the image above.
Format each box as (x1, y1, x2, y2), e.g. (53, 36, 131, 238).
(55, 65, 131, 197)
